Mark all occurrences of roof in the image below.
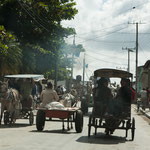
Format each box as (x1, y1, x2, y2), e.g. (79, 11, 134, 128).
(94, 68, 133, 78)
(4, 74, 45, 81)
(144, 60, 150, 69)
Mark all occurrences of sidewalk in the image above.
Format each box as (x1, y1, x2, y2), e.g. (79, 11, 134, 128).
(132, 104, 150, 119)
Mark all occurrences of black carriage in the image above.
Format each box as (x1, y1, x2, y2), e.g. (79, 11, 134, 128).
(88, 68, 135, 141)
(3, 74, 45, 125)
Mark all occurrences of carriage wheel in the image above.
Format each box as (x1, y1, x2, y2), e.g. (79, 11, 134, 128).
(29, 111, 34, 125)
(75, 110, 83, 133)
(4, 112, 10, 125)
(81, 99, 88, 115)
(131, 117, 135, 141)
(36, 110, 45, 131)
(88, 115, 92, 137)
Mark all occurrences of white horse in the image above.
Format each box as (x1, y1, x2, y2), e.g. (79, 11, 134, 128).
(0, 81, 20, 125)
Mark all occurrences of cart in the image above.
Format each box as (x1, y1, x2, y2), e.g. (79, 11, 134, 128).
(36, 107, 83, 133)
(88, 68, 135, 141)
(3, 74, 45, 125)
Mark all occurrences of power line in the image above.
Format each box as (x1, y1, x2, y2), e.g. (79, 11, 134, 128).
(79, 26, 129, 43)
(67, 23, 128, 39)
(139, 44, 149, 60)
(86, 53, 127, 66)
(17, 0, 50, 32)
(20, 0, 51, 29)
(119, 1, 148, 15)
(86, 49, 136, 62)
(76, 36, 135, 44)
(113, 32, 150, 35)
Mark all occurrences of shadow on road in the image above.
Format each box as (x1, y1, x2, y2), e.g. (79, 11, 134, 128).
(0, 123, 31, 129)
(30, 129, 77, 134)
(76, 133, 128, 145)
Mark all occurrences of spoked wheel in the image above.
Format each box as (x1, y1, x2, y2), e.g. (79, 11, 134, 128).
(36, 110, 45, 131)
(131, 117, 135, 141)
(88, 115, 92, 137)
(81, 99, 88, 115)
(75, 110, 83, 133)
(29, 111, 34, 125)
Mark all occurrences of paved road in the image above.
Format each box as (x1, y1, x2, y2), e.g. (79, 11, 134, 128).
(0, 106, 150, 150)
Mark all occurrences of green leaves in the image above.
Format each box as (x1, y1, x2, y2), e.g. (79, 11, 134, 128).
(0, 0, 85, 81)
(0, 25, 22, 76)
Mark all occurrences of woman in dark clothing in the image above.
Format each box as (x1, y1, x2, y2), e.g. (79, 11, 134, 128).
(117, 78, 132, 104)
(95, 78, 112, 103)
(94, 77, 113, 116)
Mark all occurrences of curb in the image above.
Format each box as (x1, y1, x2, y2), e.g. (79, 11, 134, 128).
(132, 104, 150, 119)
(139, 109, 150, 119)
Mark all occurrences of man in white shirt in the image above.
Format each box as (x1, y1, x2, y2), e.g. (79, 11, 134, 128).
(40, 82, 59, 107)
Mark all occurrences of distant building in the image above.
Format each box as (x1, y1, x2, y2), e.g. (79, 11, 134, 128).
(137, 60, 150, 92)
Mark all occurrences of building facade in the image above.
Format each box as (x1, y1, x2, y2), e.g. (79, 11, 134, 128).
(137, 60, 150, 92)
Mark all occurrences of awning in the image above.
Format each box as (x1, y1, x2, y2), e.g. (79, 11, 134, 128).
(4, 74, 45, 81)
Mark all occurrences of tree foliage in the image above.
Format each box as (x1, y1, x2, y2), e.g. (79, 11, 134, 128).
(0, 25, 22, 76)
(0, 0, 85, 80)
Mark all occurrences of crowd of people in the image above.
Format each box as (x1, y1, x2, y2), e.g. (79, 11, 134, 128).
(4, 78, 80, 110)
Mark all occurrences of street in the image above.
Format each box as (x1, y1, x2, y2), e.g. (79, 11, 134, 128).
(0, 106, 150, 150)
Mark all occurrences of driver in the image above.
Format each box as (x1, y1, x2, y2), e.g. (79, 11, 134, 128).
(40, 81, 59, 107)
(94, 77, 113, 116)
(116, 78, 132, 105)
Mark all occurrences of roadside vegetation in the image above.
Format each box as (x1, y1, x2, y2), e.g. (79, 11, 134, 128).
(0, 0, 85, 80)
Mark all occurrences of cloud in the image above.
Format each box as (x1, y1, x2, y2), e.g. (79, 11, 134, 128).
(62, 0, 150, 81)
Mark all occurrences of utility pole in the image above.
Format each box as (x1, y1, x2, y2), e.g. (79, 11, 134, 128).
(82, 52, 86, 94)
(54, 48, 58, 89)
(128, 21, 142, 100)
(135, 22, 138, 100)
(70, 35, 75, 89)
(122, 47, 135, 72)
(83, 53, 85, 87)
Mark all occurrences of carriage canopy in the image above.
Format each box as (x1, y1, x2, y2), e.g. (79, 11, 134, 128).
(94, 68, 133, 78)
(4, 74, 45, 82)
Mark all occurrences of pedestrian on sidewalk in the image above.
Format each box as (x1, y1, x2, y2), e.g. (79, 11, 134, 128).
(140, 88, 147, 110)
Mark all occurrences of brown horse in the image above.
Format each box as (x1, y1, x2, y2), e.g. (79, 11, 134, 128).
(0, 81, 20, 125)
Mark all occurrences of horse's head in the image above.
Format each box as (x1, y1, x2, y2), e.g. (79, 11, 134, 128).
(0, 81, 8, 94)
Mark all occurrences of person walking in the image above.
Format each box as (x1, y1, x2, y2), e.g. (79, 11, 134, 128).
(140, 88, 147, 110)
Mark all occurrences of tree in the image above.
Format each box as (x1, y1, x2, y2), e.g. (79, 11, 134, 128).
(0, 25, 22, 77)
(0, 0, 85, 81)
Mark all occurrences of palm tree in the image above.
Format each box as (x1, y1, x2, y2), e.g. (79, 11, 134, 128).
(0, 26, 22, 77)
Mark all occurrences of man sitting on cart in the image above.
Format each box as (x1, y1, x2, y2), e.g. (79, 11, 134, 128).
(19, 78, 34, 109)
(112, 78, 132, 117)
(40, 81, 59, 107)
(94, 77, 113, 116)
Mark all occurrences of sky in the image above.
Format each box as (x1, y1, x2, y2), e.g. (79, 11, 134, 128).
(62, 0, 150, 82)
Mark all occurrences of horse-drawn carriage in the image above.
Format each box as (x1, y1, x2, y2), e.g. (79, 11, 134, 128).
(0, 74, 45, 125)
(88, 68, 135, 141)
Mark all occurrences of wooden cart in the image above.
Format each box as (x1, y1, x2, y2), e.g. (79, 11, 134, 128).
(36, 107, 83, 133)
